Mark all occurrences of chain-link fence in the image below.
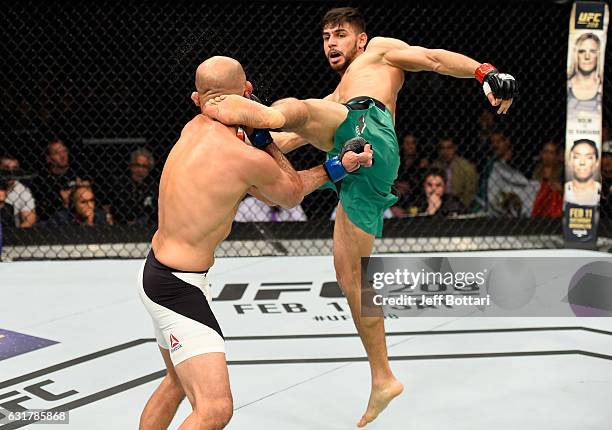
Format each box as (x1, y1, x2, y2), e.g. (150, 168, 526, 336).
(1, 0, 611, 260)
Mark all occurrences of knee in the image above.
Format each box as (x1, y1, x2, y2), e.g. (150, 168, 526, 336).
(360, 315, 382, 329)
(271, 98, 310, 125)
(271, 97, 299, 108)
(214, 398, 233, 429)
(194, 397, 233, 429)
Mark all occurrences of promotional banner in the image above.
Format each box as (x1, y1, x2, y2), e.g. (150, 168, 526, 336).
(564, 1, 609, 247)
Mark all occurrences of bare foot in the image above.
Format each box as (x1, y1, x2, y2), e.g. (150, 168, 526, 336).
(357, 378, 404, 428)
(203, 94, 286, 129)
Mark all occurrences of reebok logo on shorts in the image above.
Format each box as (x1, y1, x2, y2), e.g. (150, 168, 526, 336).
(170, 334, 182, 353)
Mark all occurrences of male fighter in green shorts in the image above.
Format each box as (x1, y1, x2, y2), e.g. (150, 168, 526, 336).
(204, 7, 517, 427)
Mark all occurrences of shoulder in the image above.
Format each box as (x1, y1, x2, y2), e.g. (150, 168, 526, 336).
(180, 114, 227, 140)
(18, 181, 34, 197)
(367, 37, 410, 52)
(458, 157, 476, 170)
(187, 115, 250, 153)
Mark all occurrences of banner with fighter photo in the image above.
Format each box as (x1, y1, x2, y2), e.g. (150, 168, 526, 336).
(564, 1, 609, 248)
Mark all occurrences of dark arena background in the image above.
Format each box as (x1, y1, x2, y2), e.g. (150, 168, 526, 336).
(1, 0, 611, 258)
(2, 2, 612, 430)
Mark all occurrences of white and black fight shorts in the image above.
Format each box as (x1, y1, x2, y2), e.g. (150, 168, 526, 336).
(137, 249, 224, 366)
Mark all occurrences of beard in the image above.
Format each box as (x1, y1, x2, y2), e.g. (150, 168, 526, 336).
(328, 45, 358, 72)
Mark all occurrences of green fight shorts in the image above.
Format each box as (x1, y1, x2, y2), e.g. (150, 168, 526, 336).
(324, 96, 400, 237)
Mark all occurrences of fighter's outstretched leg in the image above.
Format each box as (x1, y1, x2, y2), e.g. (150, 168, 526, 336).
(204, 95, 286, 129)
(204, 95, 348, 151)
(140, 347, 186, 429)
(270, 98, 348, 151)
(333, 202, 404, 428)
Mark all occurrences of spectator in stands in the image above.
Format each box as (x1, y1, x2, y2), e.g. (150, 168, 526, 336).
(531, 142, 563, 218)
(431, 137, 478, 207)
(50, 185, 111, 226)
(107, 148, 158, 225)
(404, 168, 465, 217)
(598, 140, 611, 218)
(31, 139, 90, 222)
(0, 179, 16, 228)
(476, 132, 513, 209)
(235, 197, 307, 222)
(475, 109, 496, 171)
(0, 155, 37, 227)
(390, 133, 430, 217)
(484, 134, 540, 217)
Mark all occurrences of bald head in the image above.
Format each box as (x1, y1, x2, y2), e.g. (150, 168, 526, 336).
(194, 56, 248, 105)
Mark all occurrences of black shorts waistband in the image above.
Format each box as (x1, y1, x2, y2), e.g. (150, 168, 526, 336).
(147, 249, 209, 275)
(345, 96, 387, 112)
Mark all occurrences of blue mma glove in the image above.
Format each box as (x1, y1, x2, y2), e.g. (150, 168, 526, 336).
(324, 136, 370, 182)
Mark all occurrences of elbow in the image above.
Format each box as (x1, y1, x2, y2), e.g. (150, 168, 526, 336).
(285, 191, 304, 210)
(428, 49, 445, 74)
(280, 184, 304, 209)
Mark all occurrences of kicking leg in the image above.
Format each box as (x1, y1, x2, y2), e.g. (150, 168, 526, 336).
(203, 95, 286, 129)
(333, 202, 403, 428)
(204, 95, 348, 152)
(140, 347, 186, 430)
(271, 97, 347, 151)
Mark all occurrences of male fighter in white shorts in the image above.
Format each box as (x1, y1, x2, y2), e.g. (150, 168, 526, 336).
(136, 55, 373, 430)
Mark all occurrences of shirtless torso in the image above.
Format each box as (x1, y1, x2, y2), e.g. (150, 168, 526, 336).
(273, 36, 486, 153)
(326, 37, 406, 118)
(152, 114, 303, 272)
(196, 19, 516, 426)
(152, 116, 249, 270)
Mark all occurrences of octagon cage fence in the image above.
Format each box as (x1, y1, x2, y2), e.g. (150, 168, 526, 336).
(1, 0, 611, 260)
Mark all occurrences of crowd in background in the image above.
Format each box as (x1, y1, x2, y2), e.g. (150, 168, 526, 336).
(391, 115, 611, 220)
(0, 141, 157, 228)
(1, 111, 611, 228)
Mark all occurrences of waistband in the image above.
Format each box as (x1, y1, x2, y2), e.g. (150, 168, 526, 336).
(345, 96, 387, 112)
(147, 249, 209, 275)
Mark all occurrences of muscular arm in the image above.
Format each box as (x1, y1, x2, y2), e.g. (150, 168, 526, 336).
(374, 37, 480, 78)
(246, 143, 304, 209)
(298, 166, 329, 196)
(248, 141, 373, 205)
(249, 164, 328, 202)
